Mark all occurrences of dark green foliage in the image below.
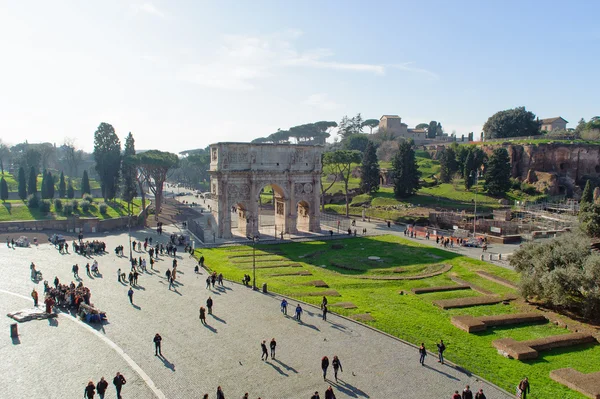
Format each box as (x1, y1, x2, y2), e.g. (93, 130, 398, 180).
(392, 141, 420, 198)
(39, 199, 51, 213)
(0, 177, 8, 201)
(28, 166, 37, 195)
(520, 182, 537, 195)
(511, 231, 600, 319)
(579, 203, 600, 237)
(581, 180, 594, 205)
(81, 200, 90, 213)
(62, 203, 73, 215)
(67, 179, 75, 199)
(483, 106, 540, 139)
(93, 122, 122, 200)
(131, 150, 179, 218)
(18, 167, 27, 200)
(45, 171, 54, 199)
(342, 134, 370, 153)
(83, 194, 94, 203)
(337, 114, 364, 139)
(483, 148, 511, 196)
(58, 172, 66, 198)
(40, 170, 48, 199)
(99, 202, 108, 215)
(71, 199, 79, 211)
(439, 147, 457, 183)
(27, 194, 39, 208)
(463, 152, 475, 190)
(360, 141, 380, 194)
(53, 198, 63, 212)
(121, 132, 137, 205)
(361, 119, 379, 134)
(427, 121, 437, 139)
(81, 170, 91, 195)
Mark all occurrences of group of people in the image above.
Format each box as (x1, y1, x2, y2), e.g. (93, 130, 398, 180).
(83, 373, 126, 399)
(206, 271, 223, 289)
(73, 239, 106, 256)
(450, 385, 487, 399)
(45, 276, 92, 312)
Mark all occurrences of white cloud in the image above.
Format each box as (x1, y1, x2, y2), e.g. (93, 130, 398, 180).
(304, 93, 342, 111)
(177, 32, 401, 90)
(132, 3, 166, 18)
(387, 63, 439, 80)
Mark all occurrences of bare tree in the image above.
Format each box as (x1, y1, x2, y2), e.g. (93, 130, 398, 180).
(63, 138, 84, 177)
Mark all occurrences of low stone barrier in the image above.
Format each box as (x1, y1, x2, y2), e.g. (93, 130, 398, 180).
(411, 285, 470, 294)
(433, 295, 516, 309)
(451, 313, 547, 333)
(493, 333, 596, 360)
(550, 368, 600, 399)
(475, 271, 518, 289)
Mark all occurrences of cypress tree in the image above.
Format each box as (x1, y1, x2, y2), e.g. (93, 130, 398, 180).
(58, 171, 66, 198)
(483, 148, 511, 196)
(392, 141, 421, 198)
(67, 179, 75, 199)
(0, 177, 8, 202)
(28, 166, 38, 195)
(581, 180, 594, 205)
(439, 147, 458, 183)
(46, 171, 55, 199)
(18, 166, 27, 200)
(81, 170, 91, 195)
(41, 170, 48, 199)
(464, 151, 475, 190)
(360, 141, 380, 194)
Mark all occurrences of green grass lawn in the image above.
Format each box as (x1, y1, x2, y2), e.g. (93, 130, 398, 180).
(0, 198, 142, 221)
(197, 235, 599, 399)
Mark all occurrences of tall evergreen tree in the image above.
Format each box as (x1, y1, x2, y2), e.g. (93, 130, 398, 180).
(439, 147, 458, 183)
(93, 122, 122, 200)
(391, 141, 421, 198)
(360, 141, 380, 194)
(28, 166, 37, 195)
(483, 148, 511, 196)
(67, 179, 75, 199)
(58, 171, 66, 198)
(41, 170, 48, 199)
(121, 132, 137, 209)
(0, 177, 8, 202)
(81, 170, 91, 195)
(463, 152, 475, 190)
(46, 171, 55, 199)
(581, 180, 594, 205)
(17, 166, 27, 200)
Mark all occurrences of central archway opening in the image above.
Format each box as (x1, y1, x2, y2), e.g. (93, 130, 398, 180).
(257, 184, 287, 238)
(297, 200, 310, 232)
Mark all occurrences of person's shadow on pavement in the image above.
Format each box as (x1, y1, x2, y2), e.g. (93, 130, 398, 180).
(159, 355, 175, 371)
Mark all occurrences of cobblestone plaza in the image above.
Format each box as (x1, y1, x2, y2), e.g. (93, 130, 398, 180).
(0, 225, 513, 399)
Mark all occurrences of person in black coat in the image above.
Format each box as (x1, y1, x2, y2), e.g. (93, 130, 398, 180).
(113, 372, 126, 399)
(325, 386, 336, 399)
(96, 377, 108, 399)
(84, 381, 95, 398)
(321, 356, 330, 381)
(216, 386, 225, 399)
(311, 392, 320, 399)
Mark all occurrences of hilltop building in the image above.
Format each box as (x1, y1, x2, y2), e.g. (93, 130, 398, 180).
(540, 117, 568, 132)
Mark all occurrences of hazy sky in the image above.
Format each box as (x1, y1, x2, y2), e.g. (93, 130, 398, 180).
(1, 1, 598, 153)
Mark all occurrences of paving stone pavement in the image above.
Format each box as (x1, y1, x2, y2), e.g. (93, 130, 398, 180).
(0, 226, 514, 399)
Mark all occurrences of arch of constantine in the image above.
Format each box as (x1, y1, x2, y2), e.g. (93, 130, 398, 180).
(209, 142, 323, 239)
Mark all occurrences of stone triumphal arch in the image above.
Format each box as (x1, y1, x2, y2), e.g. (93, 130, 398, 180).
(209, 142, 323, 239)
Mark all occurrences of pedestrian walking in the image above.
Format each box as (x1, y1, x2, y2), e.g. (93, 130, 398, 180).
(216, 386, 225, 399)
(207, 296, 213, 314)
(325, 386, 336, 399)
(332, 355, 342, 382)
(452, 391, 461, 399)
(437, 339, 446, 364)
(117, 268, 121, 283)
(270, 338, 276, 359)
(199, 306, 206, 324)
(154, 333, 163, 356)
(113, 372, 126, 399)
(311, 392, 320, 399)
(96, 377, 108, 399)
(462, 385, 473, 399)
(281, 298, 288, 315)
(218, 273, 223, 285)
(31, 288, 38, 307)
(261, 340, 269, 361)
(322, 304, 328, 321)
(72, 264, 79, 279)
(86, 263, 91, 276)
(127, 288, 134, 304)
(419, 343, 427, 365)
(84, 380, 96, 398)
(321, 356, 330, 380)
(54, 276, 59, 288)
(475, 389, 486, 399)
(295, 304, 303, 321)
(206, 276, 211, 289)
(517, 377, 530, 399)
(133, 270, 139, 285)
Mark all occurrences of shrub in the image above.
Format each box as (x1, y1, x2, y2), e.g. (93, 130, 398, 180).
(99, 203, 108, 215)
(54, 198, 63, 212)
(39, 199, 51, 212)
(27, 194, 40, 208)
(62, 204, 73, 216)
(83, 194, 94, 203)
(520, 182, 538, 195)
(71, 199, 79, 211)
(81, 200, 91, 213)
(510, 178, 521, 190)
